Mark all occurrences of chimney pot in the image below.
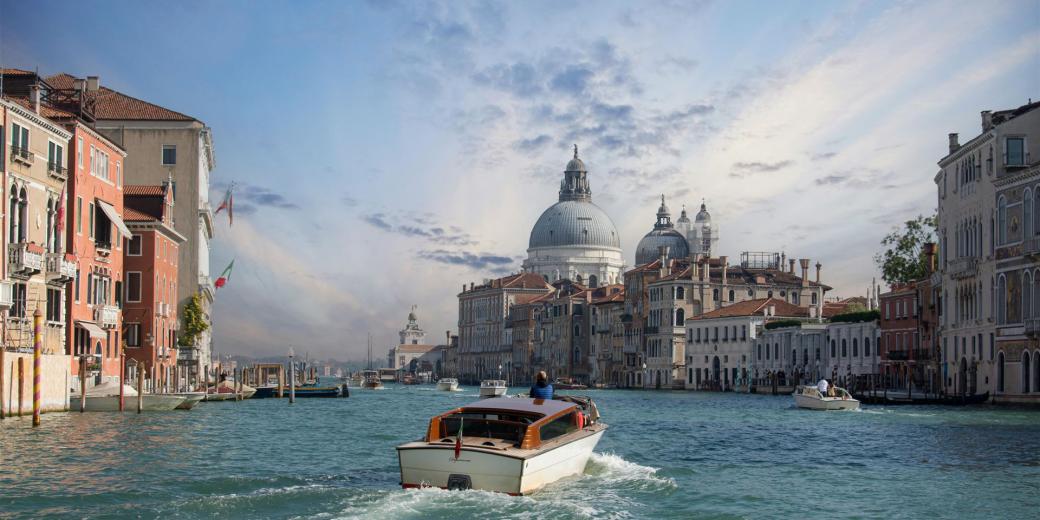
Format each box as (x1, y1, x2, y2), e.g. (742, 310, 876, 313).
(815, 261, 822, 283)
(948, 133, 960, 154)
(86, 76, 99, 92)
(799, 259, 810, 288)
(788, 259, 795, 274)
(981, 110, 993, 132)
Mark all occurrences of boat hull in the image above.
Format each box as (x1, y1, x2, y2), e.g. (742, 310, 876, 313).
(436, 382, 458, 391)
(83, 395, 186, 412)
(479, 387, 507, 398)
(172, 393, 205, 410)
(398, 425, 605, 495)
(794, 393, 860, 410)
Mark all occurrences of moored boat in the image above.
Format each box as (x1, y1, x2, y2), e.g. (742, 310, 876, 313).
(73, 382, 186, 411)
(479, 379, 507, 398)
(553, 379, 588, 390)
(397, 396, 607, 495)
(172, 392, 206, 410)
(793, 385, 860, 411)
(363, 376, 384, 390)
(436, 378, 459, 391)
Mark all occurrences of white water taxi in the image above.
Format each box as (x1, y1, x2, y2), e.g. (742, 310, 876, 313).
(74, 382, 186, 411)
(172, 392, 206, 410)
(793, 385, 860, 411)
(436, 378, 459, 392)
(397, 396, 606, 495)
(479, 380, 507, 398)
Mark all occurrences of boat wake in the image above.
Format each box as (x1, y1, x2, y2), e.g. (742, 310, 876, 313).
(584, 452, 677, 491)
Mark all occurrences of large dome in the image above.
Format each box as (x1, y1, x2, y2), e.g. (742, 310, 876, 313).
(529, 200, 621, 250)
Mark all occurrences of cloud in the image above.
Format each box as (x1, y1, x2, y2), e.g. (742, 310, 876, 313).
(341, 195, 359, 207)
(418, 249, 517, 272)
(514, 134, 553, 152)
(812, 151, 837, 161)
(814, 174, 848, 186)
(729, 160, 795, 178)
(213, 182, 299, 211)
(360, 211, 476, 245)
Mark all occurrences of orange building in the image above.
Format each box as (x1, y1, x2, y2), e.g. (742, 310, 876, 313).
(122, 184, 184, 391)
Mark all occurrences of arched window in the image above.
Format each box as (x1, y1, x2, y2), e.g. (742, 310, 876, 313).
(1025, 188, 1034, 239)
(997, 195, 1007, 245)
(575, 274, 583, 285)
(997, 275, 1007, 324)
(864, 338, 871, 357)
(676, 286, 685, 300)
(588, 275, 598, 288)
(765, 344, 770, 360)
(728, 289, 734, 302)
(675, 308, 685, 325)
(573, 325, 580, 337)
(767, 290, 773, 298)
(852, 338, 858, 357)
(713, 288, 719, 301)
(7, 185, 17, 245)
(841, 339, 847, 357)
(757, 344, 762, 360)
(792, 348, 797, 364)
(17, 187, 28, 243)
(1023, 352, 1031, 394)
(774, 343, 779, 360)
(1035, 185, 1040, 235)
(997, 352, 1005, 393)
(1024, 271, 1033, 320)
(811, 292, 818, 305)
(830, 340, 836, 358)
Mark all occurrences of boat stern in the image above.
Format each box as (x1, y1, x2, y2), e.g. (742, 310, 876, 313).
(397, 442, 524, 495)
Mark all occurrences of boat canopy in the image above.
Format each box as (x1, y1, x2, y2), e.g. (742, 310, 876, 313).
(460, 397, 575, 417)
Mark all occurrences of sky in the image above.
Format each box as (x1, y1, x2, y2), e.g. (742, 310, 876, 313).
(1, 0, 1038, 361)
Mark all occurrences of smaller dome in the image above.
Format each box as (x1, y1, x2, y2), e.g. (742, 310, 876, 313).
(676, 204, 691, 225)
(656, 194, 670, 219)
(565, 144, 586, 172)
(695, 202, 711, 223)
(635, 229, 690, 265)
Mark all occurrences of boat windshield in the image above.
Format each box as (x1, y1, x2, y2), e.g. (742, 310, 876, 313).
(440, 412, 536, 443)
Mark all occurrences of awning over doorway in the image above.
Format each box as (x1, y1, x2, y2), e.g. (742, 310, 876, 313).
(97, 200, 133, 238)
(76, 320, 106, 339)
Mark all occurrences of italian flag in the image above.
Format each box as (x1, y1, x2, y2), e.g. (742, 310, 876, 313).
(215, 260, 234, 289)
(215, 183, 234, 226)
(454, 416, 464, 459)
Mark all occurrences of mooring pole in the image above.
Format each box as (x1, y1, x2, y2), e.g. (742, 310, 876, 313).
(288, 347, 296, 405)
(0, 345, 6, 419)
(32, 309, 42, 426)
(119, 351, 126, 412)
(137, 364, 144, 414)
(80, 355, 87, 413)
(18, 357, 25, 417)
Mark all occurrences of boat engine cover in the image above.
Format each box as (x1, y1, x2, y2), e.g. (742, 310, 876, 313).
(447, 474, 472, 491)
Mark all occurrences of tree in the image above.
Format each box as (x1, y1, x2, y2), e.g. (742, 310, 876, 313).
(874, 214, 937, 286)
(178, 293, 209, 347)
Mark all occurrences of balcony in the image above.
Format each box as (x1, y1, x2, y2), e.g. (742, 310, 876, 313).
(8, 243, 44, 279)
(0, 280, 13, 309)
(1026, 318, 1040, 338)
(10, 146, 33, 166)
(156, 302, 171, 318)
(1024, 237, 1040, 257)
(46, 253, 77, 285)
(47, 161, 68, 180)
(947, 257, 978, 280)
(94, 305, 119, 329)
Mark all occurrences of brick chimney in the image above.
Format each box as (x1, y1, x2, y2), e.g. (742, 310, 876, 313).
(86, 76, 99, 92)
(923, 242, 936, 274)
(799, 259, 810, 287)
(981, 111, 993, 132)
(720, 255, 729, 291)
(788, 258, 795, 274)
(948, 133, 960, 154)
(658, 246, 670, 277)
(29, 84, 40, 114)
(815, 261, 822, 283)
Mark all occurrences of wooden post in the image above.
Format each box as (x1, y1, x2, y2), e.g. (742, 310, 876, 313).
(18, 357, 25, 417)
(32, 308, 42, 426)
(119, 352, 125, 412)
(0, 346, 5, 419)
(80, 356, 87, 413)
(277, 366, 284, 398)
(137, 365, 144, 413)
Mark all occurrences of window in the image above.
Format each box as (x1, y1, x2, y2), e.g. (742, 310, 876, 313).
(11, 122, 28, 155)
(88, 202, 95, 239)
(77, 138, 83, 168)
(125, 324, 141, 347)
(728, 289, 735, 302)
(116, 162, 121, 187)
(46, 288, 63, 322)
(1005, 137, 1025, 166)
(47, 141, 64, 172)
(126, 272, 142, 303)
(128, 235, 143, 256)
(76, 197, 82, 234)
(540, 413, 579, 441)
(162, 145, 177, 165)
(997, 196, 1007, 245)
(74, 268, 80, 302)
(11, 282, 27, 318)
(865, 338, 871, 357)
(841, 339, 847, 357)
(1024, 188, 1034, 239)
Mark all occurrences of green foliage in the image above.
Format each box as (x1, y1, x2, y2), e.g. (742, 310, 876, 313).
(178, 293, 209, 347)
(843, 302, 869, 314)
(874, 214, 936, 286)
(764, 319, 802, 330)
(829, 310, 880, 324)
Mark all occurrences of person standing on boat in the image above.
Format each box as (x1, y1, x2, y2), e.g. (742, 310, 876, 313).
(817, 378, 829, 396)
(530, 371, 554, 399)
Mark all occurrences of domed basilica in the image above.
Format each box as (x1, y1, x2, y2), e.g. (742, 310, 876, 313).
(523, 146, 624, 287)
(635, 195, 718, 265)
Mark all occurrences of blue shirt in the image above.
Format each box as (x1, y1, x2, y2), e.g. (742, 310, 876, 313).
(530, 382, 553, 400)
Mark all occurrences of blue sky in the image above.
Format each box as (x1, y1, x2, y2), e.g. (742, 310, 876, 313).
(2, 0, 1038, 361)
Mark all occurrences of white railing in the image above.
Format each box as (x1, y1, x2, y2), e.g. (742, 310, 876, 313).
(0, 280, 13, 309)
(947, 257, 978, 279)
(1024, 237, 1040, 256)
(8, 243, 44, 276)
(95, 305, 119, 328)
(46, 253, 77, 282)
(1026, 318, 1040, 337)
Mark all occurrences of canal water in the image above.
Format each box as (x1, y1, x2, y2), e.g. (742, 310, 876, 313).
(2, 386, 1039, 519)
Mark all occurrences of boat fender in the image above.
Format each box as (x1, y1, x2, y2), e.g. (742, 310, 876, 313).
(574, 411, 585, 429)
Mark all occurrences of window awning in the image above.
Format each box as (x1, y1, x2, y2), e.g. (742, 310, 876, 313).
(97, 200, 133, 238)
(76, 320, 106, 339)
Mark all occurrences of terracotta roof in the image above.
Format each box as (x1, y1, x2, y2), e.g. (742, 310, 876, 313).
(0, 68, 35, 77)
(124, 185, 165, 196)
(691, 298, 809, 320)
(46, 73, 197, 121)
(651, 261, 832, 291)
(3, 95, 76, 119)
(123, 207, 157, 222)
(591, 284, 625, 304)
(502, 272, 554, 290)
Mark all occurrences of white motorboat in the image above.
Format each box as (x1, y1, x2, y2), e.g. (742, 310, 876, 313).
(436, 378, 459, 391)
(793, 385, 860, 411)
(73, 382, 186, 411)
(172, 392, 206, 410)
(217, 379, 257, 399)
(397, 396, 606, 495)
(479, 380, 507, 398)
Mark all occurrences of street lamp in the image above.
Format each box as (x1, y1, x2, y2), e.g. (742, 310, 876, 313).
(498, 364, 503, 381)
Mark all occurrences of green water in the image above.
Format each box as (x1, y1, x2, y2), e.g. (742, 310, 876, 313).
(1, 386, 1039, 519)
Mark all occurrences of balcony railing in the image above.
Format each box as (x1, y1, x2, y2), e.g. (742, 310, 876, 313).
(46, 253, 76, 284)
(156, 302, 171, 318)
(47, 161, 68, 180)
(1026, 318, 1040, 338)
(947, 257, 978, 280)
(0, 280, 13, 309)
(8, 243, 44, 278)
(1024, 237, 1040, 257)
(94, 305, 119, 329)
(10, 146, 32, 165)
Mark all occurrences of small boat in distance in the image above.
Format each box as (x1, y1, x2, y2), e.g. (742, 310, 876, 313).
(172, 392, 205, 410)
(479, 379, 507, 398)
(397, 396, 606, 495)
(436, 378, 459, 391)
(793, 385, 860, 410)
(553, 379, 588, 390)
(74, 382, 186, 411)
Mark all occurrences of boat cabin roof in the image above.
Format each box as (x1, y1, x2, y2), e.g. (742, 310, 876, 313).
(458, 397, 575, 417)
